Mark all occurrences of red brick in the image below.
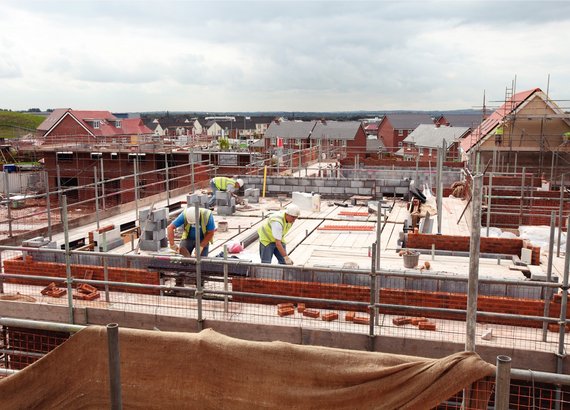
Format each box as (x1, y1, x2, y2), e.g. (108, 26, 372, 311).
(277, 303, 294, 310)
(411, 317, 428, 326)
(297, 303, 306, 313)
(322, 312, 339, 322)
(419, 322, 437, 331)
(278, 306, 295, 317)
(353, 316, 370, 325)
(303, 309, 320, 318)
(393, 317, 412, 326)
(345, 311, 356, 322)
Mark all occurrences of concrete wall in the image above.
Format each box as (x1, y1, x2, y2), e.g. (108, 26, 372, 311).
(242, 175, 411, 198)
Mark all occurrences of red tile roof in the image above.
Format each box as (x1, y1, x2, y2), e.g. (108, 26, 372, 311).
(460, 88, 540, 153)
(40, 109, 153, 137)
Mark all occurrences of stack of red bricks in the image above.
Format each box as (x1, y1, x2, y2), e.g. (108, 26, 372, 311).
(40, 282, 67, 298)
(73, 284, 100, 301)
(393, 316, 437, 331)
(276, 303, 340, 321)
(345, 311, 370, 325)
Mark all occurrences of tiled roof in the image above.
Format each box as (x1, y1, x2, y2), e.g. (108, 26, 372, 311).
(404, 124, 470, 148)
(312, 121, 362, 140)
(384, 113, 434, 129)
(460, 88, 540, 153)
(437, 113, 485, 129)
(264, 121, 317, 139)
(40, 109, 153, 137)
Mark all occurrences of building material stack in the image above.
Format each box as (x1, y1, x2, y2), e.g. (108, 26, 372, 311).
(138, 207, 168, 251)
(186, 194, 209, 208)
(216, 191, 236, 216)
(244, 188, 260, 204)
(92, 225, 123, 252)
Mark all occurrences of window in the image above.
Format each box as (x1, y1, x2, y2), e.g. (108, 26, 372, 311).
(115, 120, 121, 128)
(110, 152, 118, 160)
(398, 130, 404, 136)
(90, 152, 102, 159)
(56, 152, 73, 161)
(92, 120, 100, 129)
(296, 138, 301, 146)
(398, 142, 403, 147)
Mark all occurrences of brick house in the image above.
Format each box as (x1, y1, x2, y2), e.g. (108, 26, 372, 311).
(377, 113, 434, 152)
(460, 88, 570, 178)
(26, 109, 208, 207)
(397, 124, 470, 162)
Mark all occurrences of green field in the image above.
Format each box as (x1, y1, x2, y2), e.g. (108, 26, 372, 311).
(0, 111, 46, 139)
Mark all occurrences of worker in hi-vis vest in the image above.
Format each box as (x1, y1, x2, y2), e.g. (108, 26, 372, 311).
(207, 176, 244, 209)
(257, 204, 300, 265)
(167, 206, 216, 257)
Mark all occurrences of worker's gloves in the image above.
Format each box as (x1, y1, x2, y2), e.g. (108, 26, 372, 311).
(170, 244, 179, 253)
(284, 256, 294, 265)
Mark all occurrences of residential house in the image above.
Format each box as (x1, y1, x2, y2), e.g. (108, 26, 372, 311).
(398, 124, 470, 162)
(262, 120, 368, 158)
(434, 113, 485, 129)
(26, 109, 206, 207)
(378, 113, 434, 152)
(460, 88, 570, 177)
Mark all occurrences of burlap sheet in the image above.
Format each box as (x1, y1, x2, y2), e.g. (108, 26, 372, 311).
(0, 326, 495, 409)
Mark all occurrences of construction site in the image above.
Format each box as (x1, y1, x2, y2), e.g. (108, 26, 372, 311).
(1, 86, 570, 408)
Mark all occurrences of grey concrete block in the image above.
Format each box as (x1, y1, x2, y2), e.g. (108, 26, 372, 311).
(350, 180, 364, 188)
(144, 229, 166, 241)
(187, 194, 200, 204)
(22, 236, 51, 248)
(358, 188, 373, 195)
(139, 240, 162, 252)
(217, 205, 234, 216)
(97, 237, 124, 252)
(216, 191, 231, 201)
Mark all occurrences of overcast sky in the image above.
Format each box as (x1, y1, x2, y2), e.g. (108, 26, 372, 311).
(1, 0, 569, 113)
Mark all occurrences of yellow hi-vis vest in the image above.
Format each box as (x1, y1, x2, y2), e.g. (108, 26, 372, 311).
(257, 212, 292, 246)
(181, 208, 214, 243)
(495, 126, 504, 135)
(213, 177, 237, 190)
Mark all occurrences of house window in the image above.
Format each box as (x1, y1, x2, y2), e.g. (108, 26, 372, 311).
(111, 152, 118, 160)
(296, 138, 301, 146)
(271, 137, 276, 146)
(92, 120, 100, 129)
(115, 120, 121, 128)
(342, 140, 347, 147)
(56, 152, 73, 162)
(398, 142, 403, 147)
(90, 152, 102, 159)
(398, 130, 404, 136)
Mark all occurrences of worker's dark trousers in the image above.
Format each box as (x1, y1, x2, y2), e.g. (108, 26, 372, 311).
(259, 243, 286, 264)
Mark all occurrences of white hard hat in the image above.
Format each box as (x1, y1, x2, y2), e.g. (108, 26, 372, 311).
(185, 207, 197, 224)
(285, 203, 301, 217)
(236, 178, 244, 188)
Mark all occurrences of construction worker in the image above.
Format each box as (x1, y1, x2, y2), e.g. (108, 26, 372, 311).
(167, 206, 216, 257)
(207, 176, 245, 209)
(257, 204, 300, 265)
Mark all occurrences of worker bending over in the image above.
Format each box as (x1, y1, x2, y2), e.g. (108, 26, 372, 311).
(207, 176, 244, 209)
(167, 206, 216, 257)
(257, 204, 300, 265)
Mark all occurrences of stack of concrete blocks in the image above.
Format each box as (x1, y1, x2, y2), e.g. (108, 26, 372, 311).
(244, 188, 260, 204)
(138, 207, 168, 251)
(216, 191, 236, 216)
(186, 193, 209, 208)
(22, 236, 58, 262)
(292, 191, 321, 212)
(92, 226, 123, 252)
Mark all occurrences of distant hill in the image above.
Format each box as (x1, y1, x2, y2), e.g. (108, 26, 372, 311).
(0, 111, 44, 139)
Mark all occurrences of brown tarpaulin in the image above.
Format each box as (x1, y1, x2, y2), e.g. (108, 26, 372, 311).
(0, 326, 495, 409)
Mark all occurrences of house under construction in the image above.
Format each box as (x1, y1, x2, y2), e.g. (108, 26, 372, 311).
(1, 87, 570, 407)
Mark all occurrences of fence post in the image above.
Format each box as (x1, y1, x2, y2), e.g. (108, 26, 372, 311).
(107, 323, 123, 410)
(494, 355, 512, 410)
(195, 206, 203, 329)
(368, 245, 377, 351)
(3, 172, 13, 238)
(62, 195, 74, 324)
